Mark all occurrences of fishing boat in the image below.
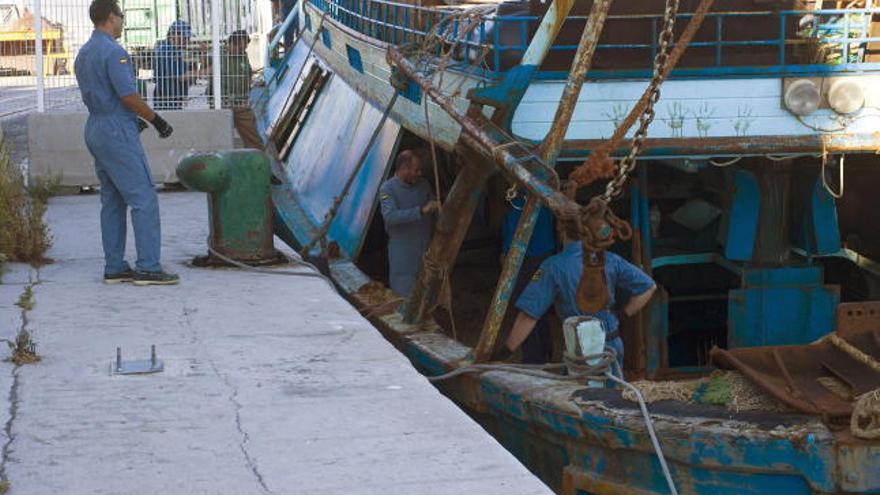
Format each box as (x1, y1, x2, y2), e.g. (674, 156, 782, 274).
(248, 0, 880, 492)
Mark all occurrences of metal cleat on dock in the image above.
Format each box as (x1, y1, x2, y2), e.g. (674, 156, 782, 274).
(111, 345, 164, 375)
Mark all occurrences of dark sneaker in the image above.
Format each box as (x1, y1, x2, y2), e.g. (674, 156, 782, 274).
(104, 269, 136, 284)
(133, 271, 180, 286)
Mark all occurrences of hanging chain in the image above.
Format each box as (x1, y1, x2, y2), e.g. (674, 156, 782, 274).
(600, 0, 680, 203)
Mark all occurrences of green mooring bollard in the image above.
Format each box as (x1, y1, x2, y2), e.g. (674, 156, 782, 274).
(177, 150, 281, 265)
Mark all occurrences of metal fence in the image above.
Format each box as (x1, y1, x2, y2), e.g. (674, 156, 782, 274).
(0, 0, 272, 118)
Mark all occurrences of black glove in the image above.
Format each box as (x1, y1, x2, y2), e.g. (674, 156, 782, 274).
(136, 118, 149, 133)
(151, 114, 173, 139)
(489, 345, 514, 362)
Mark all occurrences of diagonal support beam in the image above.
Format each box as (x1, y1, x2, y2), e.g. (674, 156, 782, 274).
(473, 0, 614, 362)
(392, 0, 587, 325)
(388, 47, 576, 216)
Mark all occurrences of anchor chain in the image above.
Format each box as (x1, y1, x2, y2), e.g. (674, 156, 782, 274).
(601, 0, 680, 204)
(570, 0, 679, 313)
(573, 0, 680, 236)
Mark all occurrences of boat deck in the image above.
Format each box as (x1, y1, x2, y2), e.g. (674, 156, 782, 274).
(0, 192, 551, 494)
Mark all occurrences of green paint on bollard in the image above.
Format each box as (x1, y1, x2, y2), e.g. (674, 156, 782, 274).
(177, 150, 278, 263)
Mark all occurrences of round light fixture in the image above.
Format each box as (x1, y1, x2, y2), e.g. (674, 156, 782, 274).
(827, 79, 865, 115)
(784, 79, 821, 116)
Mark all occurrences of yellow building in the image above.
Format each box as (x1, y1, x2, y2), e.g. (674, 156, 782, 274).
(0, 9, 69, 76)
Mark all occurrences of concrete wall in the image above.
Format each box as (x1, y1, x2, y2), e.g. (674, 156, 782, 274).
(28, 110, 233, 186)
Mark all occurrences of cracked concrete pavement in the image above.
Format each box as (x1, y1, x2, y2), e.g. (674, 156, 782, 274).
(0, 192, 552, 494)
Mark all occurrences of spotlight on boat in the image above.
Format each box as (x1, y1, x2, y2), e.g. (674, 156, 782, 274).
(784, 79, 821, 116)
(827, 79, 865, 115)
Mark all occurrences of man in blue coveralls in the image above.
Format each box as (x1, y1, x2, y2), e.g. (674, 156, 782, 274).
(75, 0, 179, 285)
(501, 193, 557, 363)
(496, 215, 656, 367)
(153, 20, 196, 109)
(379, 150, 440, 296)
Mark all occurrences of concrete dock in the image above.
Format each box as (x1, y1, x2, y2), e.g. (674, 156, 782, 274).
(0, 192, 551, 494)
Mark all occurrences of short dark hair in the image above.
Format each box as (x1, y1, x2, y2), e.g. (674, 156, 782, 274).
(560, 217, 580, 242)
(89, 0, 121, 25)
(395, 149, 421, 171)
(228, 30, 249, 45)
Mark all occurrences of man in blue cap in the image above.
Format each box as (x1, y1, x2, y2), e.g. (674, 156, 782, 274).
(75, 0, 179, 285)
(153, 19, 196, 109)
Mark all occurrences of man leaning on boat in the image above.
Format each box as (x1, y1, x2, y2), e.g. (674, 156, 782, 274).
(496, 213, 656, 366)
(379, 150, 440, 296)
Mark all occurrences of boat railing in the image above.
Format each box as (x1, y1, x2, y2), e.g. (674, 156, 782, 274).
(306, 0, 880, 79)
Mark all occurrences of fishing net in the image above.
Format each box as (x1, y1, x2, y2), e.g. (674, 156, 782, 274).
(621, 371, 792, 413)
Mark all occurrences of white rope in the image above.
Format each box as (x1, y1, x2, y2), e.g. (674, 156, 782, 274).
(604, 361, 679, 495)
(765, 153, 821, 162)
(821, 152, 845, 199)
(428, 348, 679, 495)
(708, 156, 741, 167)
(205, 244, 335, 288)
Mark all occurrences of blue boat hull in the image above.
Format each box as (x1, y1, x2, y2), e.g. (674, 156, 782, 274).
(256, 14, 880, 494)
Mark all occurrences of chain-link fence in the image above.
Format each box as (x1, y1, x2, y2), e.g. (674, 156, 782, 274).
(0, 0, 272, 118)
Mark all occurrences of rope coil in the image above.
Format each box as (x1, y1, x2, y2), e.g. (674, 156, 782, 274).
(852, 388, 880, 439)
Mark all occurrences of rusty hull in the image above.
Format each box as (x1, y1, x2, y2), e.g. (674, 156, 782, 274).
(321, 259, 877, 494)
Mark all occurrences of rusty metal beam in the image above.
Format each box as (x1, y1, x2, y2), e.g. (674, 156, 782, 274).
(473, 195, 541, 361)
(571, 0, 716, 187)
(473, 0, 614, 362)
(562, 133, 880, 157)
(387, 47, 578, 216)
(521, 0, 576, 66)
(388, 46, 584, 326)
(538, 0, 613, 164)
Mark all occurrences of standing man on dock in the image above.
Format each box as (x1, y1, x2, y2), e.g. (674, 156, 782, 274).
(207, 30, 262, 149)
(379, 150, 440, 296)
(75, 0, 179, 285)
(496, 217, 656, 366)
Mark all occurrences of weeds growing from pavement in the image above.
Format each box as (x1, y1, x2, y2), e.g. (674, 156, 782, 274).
(14, 285, 34, 311)
(6, 328, 40, 366)
(0, 127, 57, 266)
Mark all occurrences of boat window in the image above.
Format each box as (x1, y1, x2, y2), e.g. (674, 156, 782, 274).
(271, 60, 331, 162)
(346, 45, 364, 73)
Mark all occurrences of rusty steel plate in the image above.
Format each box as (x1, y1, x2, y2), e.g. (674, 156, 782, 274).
(837, 301, 880, 339)
(711, 304, 880, 420)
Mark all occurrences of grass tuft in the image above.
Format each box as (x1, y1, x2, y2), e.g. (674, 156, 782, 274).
(4, 328, 40, 366)
(0, 127, 55, 266)
(14, 285, 34, 311)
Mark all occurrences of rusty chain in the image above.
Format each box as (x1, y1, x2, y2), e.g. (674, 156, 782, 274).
(568, 0, 680, 253)
(599, 0, 680, 204)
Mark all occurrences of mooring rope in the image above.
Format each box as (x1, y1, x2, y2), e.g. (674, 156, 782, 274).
(428, 347, 679, 495)
(205, 244, 334, 287)
(852, 388, 880, 439)
(826, 333, 880, 373)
